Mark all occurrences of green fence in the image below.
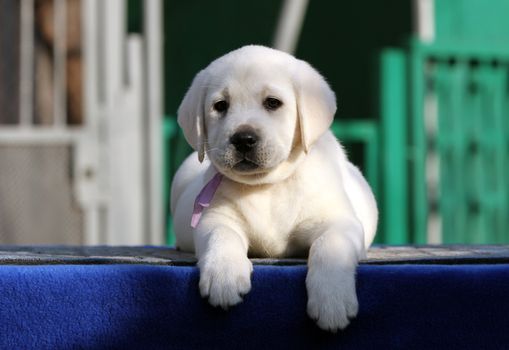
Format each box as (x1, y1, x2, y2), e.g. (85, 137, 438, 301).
(412, 42, 509, 244)
(379, 41, 509, 244)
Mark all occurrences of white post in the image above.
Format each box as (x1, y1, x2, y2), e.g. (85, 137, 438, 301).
(80, 0, 161, 245)
(103, 0, 147, 245)
(79, 0, 101, 244)
(144, 0, 164, 245)
(273, 0, 309, 54)
(414, 0, 435, 43)
(82, 0, 98, 128)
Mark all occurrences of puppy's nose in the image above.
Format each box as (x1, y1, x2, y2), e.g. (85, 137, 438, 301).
(230, 131, 258, 154)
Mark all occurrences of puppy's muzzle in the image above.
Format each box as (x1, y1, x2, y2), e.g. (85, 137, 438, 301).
(229, 128, 262, 171)
(230, 130, 259, 155)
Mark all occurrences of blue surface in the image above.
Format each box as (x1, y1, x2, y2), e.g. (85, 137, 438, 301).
(1, 264, 509, 349)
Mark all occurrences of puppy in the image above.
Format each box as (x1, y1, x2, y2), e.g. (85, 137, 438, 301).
(171, 45, 378, 332)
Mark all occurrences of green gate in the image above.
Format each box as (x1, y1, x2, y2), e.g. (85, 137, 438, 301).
(380, 0, 509, 244)
(413, 43, 509, 243)
(381, 46, 509, 244)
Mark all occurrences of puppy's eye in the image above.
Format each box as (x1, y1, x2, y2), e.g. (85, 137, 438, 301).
(213, 100, 229, 113)
(263, 97, 283, 111)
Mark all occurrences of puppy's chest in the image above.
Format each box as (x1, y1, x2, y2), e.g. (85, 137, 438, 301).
(227, 184, 303, 256)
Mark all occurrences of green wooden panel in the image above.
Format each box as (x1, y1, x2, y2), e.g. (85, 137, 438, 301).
(413, 50, 509, 244)
(436, 60, 470, 242)
(403, 0, 509, 244)
(379, 49, 408, 244)
(434, 0, 509, 47)
(410, 43, 428, 244)
(428, 0, 509, 243)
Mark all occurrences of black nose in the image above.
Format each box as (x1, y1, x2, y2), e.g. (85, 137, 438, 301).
(230, 131, 258, 154)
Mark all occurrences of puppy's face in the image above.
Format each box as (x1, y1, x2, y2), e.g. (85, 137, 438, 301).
(178, 46, 337, 185)
(204, 63, 298, 182)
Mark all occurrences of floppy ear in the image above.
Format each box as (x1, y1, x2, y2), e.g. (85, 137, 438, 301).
(294, 60, 337, 153)
(177, 70, 208, 162)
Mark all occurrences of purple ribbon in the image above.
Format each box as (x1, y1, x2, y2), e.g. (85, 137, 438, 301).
(191, 173, 224, 228)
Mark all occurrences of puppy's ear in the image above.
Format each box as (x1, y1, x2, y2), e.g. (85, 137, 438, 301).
(177, 70, 208, 162)
(294, 60, 336, 153)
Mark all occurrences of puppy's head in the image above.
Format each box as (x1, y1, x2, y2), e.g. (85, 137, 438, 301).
(178, 45, 336, 185)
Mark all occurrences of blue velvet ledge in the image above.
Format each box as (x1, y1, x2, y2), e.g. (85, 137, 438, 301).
(0, 246, 509, 350)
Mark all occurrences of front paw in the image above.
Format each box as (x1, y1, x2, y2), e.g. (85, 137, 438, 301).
(306, 267, 359, 332)
(198, 252, 253, 309)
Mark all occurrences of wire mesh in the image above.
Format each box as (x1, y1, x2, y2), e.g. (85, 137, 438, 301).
(0, 0, 85, 244)
(0, 145, 83, 244)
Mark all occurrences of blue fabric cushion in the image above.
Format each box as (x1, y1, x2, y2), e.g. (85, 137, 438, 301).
(1, 263, 509, 349)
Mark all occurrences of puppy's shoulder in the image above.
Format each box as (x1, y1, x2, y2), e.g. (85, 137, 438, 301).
(170, 152, 212, 214)
(296, 130, 348, 194)
(307, 130, 347, 165)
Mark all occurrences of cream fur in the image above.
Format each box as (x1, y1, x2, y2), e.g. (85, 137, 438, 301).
(171, 45, 378, 332)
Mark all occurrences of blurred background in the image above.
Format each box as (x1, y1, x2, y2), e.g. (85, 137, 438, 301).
(0, 0, 508, 246)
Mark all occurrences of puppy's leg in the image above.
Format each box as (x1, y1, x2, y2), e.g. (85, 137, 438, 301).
(194, 216, 252, 309)
(306, 220, 365, 332)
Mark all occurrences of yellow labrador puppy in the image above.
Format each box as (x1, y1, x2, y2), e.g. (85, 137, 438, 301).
(171, 45, 377, 332)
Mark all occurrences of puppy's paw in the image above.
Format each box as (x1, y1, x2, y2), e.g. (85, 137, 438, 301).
(306, 267, 358, 332)
(198, 252, 253, 309)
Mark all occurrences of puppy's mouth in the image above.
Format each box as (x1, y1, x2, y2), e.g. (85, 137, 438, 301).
(233, 158, 260, 172)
